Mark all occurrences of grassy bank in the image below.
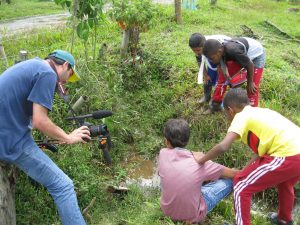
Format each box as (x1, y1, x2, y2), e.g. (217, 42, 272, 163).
(1, 0, 300, 224)
(0, 0, 65, 21)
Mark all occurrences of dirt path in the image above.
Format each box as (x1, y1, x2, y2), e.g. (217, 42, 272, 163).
(0, 13, 70, 36)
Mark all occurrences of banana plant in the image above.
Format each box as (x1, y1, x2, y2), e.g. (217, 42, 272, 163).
(55, 0, 105, 60)
(109, 0, 156, 60)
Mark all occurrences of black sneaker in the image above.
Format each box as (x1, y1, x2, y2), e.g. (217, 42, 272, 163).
(268, 212, 294, 225)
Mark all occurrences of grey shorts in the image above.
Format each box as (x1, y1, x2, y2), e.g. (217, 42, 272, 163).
(252, 49, 266, 68)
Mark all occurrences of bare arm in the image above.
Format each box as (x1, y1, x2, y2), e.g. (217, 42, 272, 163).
(221, 167, 240, 178)
(191, 151, 205, 159)
(246, 61, 256, 94)
(244, 154, 258, 169)
(32, 103, 91, 144)
(195, 132, 240, 164)
(203, 67, 211, 84)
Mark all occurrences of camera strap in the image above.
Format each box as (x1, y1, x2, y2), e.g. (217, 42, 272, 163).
(47, 59, 78, 124)
(48, 60, 67, 97)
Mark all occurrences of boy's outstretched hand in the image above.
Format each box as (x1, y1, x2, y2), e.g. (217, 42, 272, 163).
(247, 81, 257, 94)
(192, 151, 205, 163)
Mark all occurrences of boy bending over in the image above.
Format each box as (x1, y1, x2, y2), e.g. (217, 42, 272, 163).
(189, 33, 230, 112)
(203, 37, 265, 110)
(197, 88, 300, 225)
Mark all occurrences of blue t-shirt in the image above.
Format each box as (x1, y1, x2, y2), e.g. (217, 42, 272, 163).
(0, 58, 57, 162)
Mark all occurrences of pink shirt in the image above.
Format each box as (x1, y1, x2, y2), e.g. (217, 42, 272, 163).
(158, 148, 224, 223)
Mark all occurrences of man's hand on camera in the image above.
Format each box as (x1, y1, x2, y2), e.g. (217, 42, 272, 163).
(66, 126, 91, 144)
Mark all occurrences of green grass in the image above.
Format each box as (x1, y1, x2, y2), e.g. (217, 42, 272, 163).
(1, 0, 300, 224)
(0, 0, 65, 21)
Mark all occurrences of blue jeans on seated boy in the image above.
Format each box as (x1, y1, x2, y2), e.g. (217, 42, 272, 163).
(201, 178, 233, 212)
(14, 140, 86, 225)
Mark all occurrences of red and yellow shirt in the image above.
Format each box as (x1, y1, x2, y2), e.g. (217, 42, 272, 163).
(228, 106, 300, 157)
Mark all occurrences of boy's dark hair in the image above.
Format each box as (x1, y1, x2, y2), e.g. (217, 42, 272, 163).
(45, 56, 72, 70)
(223, 88, 250, 109)
(189, 33, 206, 48)
(164, 119, 190, 148)
(203, 39, 222, 57)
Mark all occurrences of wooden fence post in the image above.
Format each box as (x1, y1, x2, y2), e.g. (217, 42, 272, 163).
(19, 50, 28, 62)
(0, 163, 16, 225)
(0, 41, 9, 69)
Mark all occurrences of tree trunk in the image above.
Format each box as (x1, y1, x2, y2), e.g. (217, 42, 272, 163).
(93, 20, 97, 60)
(131, 27, 140, 64)
(0, 163, 16, 225)
(120, 29, 130, 58)
(210, 0, 217, 5)
(71, 0, 78, 54)
(84, 41, 88, 62)
(174, 0, 182, 24)
(289, 0, 299, 4)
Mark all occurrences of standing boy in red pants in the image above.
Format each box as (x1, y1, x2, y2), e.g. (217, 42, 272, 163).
(202, 37, 265, 112)
(195, 88, 300, 225)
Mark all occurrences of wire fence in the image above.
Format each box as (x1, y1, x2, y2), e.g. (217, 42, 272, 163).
(0, 31, 117, 73)
(0, 9, 119, 74)
(0, 44, 110, 73)
(0, 14, 73, 72)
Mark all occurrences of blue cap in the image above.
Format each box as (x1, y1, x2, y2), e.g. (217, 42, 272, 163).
(49, 50, 80, 82)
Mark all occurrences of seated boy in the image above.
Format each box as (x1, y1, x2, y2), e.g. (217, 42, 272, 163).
(203, 37, 265, 111)
(158, 118, 239, 224)
(196, 88, 300, 225)
(189, 33, 230, 110)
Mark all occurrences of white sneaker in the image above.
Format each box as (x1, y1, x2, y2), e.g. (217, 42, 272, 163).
(198, 96, 209, 105)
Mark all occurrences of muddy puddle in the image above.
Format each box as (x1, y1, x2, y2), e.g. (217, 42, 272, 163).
(122, 153, 160, 189)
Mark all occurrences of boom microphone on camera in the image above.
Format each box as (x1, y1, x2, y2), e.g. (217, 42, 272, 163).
(66, 110, 112, 121)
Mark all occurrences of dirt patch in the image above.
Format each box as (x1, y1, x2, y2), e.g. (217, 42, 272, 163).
(0, 13, 70, 37)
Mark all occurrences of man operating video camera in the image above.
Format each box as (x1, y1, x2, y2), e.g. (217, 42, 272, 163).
(0, 50, 91, 225)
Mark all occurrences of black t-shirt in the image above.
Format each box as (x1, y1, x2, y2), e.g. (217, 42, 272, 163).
(223, 38, 250, 68)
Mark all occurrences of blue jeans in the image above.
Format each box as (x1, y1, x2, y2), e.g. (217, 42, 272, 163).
(207, 62, 218, 86)
(14, 142, 86, 225)
(203, 62, 219, 101)
(201, 179, 233, 213)
(252, 50, 266, 68)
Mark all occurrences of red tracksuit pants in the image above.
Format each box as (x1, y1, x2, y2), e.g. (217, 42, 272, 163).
(233, 154, 300, 225)
(212, 61, 263, 107)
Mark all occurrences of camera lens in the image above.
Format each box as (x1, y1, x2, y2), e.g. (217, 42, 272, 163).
(89, 124, 107, 137)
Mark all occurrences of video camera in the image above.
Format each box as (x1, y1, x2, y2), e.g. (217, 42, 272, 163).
(37, 109, 113, 165)
(66, 110, 113, 164)
(65, 110, 112, 137)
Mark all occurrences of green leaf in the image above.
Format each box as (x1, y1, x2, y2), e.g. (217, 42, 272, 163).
(77, 21, 89, 42)
(88, 18, 95, 28)
(66, 0, 72, 8)
(54, 0, 65, 6)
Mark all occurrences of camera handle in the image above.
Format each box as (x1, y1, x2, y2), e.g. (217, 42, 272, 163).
(98, 134, 112, 165)
(36, 139, 59, 153)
